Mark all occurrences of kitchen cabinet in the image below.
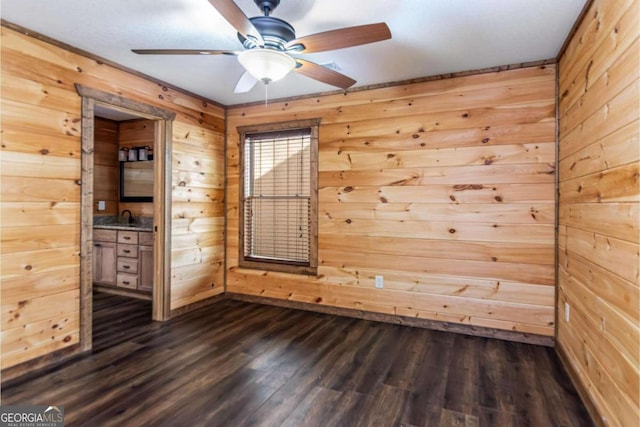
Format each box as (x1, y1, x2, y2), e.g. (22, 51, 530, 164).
(93, 229, 117, 286)
(93, 243, 117, 286)
(93, 228, 153, 293)
(139, 245, 153, 291)
(117, 232, 138, 290)
(138, 231, 153, 292)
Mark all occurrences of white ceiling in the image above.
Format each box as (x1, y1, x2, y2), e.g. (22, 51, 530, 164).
(1, 0, 587, 106)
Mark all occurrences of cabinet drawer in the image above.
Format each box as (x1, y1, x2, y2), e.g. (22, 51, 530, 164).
(117, 231, 138, 244)
(94, 229, 117, 242)
(139, 232, 154, 246)
(117, 258, 139, 274)
(117, 273, 138, 289)
(117, 244, 138, 258)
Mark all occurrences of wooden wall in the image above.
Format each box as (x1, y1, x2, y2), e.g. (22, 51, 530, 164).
(226, 65, 557, 338)
(0, 25, 225, 370)
(170, 120, 226, 310)
(557, 0, 639, 426)
(94, 117, 119, 216)
(92, 118, 157, 218)
(118, 119, 155, 217)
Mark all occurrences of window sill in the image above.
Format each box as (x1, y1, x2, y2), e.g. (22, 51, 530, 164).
(238, 259, 317, 276)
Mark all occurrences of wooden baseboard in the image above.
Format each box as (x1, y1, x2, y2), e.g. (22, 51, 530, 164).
(227, 293, 555, 347)
(2, 291, 555, 384)
(169, 293, 229, 318)
(94, 284, 152, 301)
(1, 344, 82, 386)
(555, 342, 604, 427)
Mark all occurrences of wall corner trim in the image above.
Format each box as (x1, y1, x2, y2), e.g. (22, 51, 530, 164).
(556, 343, 606, 427)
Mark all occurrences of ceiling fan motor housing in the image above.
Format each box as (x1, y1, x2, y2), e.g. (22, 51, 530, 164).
(238, 16, 296, 50)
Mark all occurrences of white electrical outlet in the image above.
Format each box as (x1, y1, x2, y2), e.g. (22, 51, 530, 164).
(97, 201, 106, 211)
(375, 275, 384, 289)
(565, 302, 570, 322)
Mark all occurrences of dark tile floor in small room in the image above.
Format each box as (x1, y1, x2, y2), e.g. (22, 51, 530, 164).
(2, 292, 593, 427)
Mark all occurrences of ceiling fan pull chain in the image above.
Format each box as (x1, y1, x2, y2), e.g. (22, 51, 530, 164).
(265, 83, 268, 107)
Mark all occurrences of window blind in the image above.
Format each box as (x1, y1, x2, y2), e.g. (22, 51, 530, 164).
(243, 128, 311, 264)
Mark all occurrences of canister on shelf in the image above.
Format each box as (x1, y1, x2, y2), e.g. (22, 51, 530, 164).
(128, 147, 137, 161)
(138, 146, 150, 161)
(119, 147, 129, 162)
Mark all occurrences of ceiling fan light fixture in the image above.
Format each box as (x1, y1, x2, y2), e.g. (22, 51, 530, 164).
(238, 48, 296, 84)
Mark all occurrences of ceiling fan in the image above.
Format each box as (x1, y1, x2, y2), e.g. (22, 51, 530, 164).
(132, 0, 391, 93)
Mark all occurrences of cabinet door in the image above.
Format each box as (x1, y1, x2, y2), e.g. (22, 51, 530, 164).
(93, 241, 117, 286)
(138, 245, 153, 292)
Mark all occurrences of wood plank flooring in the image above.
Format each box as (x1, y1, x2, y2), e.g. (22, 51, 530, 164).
(1, 292, 593, 427)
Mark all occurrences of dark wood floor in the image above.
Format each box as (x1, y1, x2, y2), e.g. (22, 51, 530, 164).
(2, 292, 592, 427)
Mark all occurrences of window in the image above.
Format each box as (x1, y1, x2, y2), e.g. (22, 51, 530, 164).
(238, 119, 319, 275)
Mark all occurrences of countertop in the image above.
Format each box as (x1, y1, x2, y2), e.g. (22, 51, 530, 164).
(94, 224, 153, 232)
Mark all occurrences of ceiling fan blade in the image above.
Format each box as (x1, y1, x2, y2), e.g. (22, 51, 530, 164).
(208, 0, 264, 46)
(285, 23, 391, 53)
(132, 49, 239, 55)
(234, 71, 259, 93)
(294, 59, 356, 89)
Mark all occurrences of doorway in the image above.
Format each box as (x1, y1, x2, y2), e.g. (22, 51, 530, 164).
(76, 84, 175, 352)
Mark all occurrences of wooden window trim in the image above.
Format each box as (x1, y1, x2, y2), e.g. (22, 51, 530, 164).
(237, 118, 320, 276)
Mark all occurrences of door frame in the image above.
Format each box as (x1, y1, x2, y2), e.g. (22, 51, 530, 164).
(75, 84, 175, 352)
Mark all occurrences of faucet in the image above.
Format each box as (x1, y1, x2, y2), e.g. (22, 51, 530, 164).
(121, 209, 134, 224)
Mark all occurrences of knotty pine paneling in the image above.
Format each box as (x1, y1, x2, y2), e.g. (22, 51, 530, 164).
(226, 65, 557, 338)
(118, 119, 155, 150)
(118, 119, 154, 217)
(93, 118, 157, 219)
(557, 0, 640, 426)
(0, 25, 225, 370)
(94, 117, 119, 216)
(170, 121, 225, 310)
